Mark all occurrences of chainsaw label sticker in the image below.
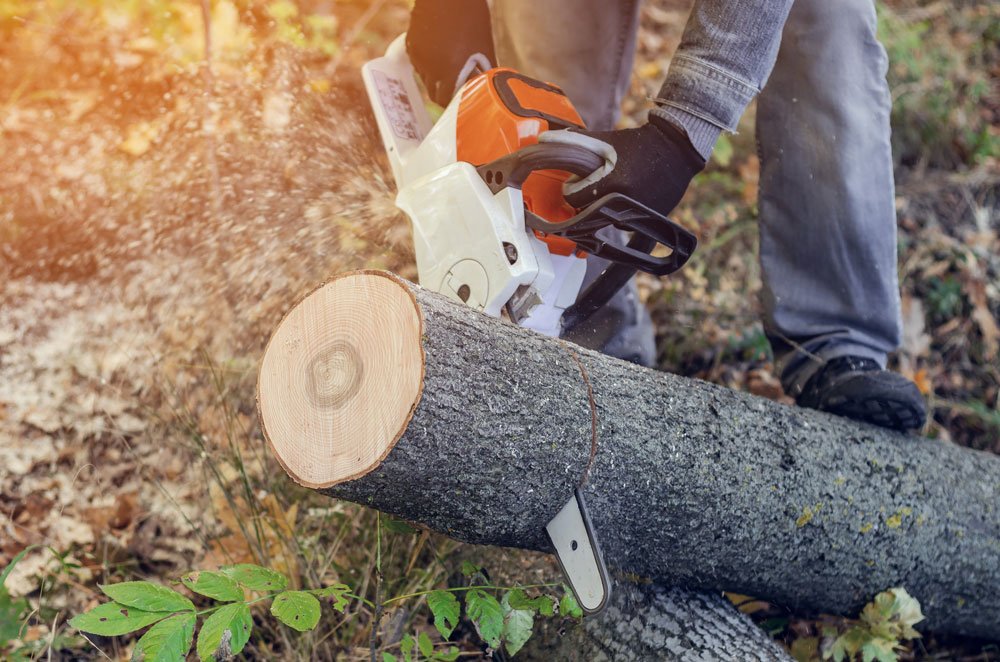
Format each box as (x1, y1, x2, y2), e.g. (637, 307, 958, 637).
(373, 71, 421, 141)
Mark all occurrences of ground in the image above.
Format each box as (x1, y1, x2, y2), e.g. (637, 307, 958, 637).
(0, 0, 997, 659)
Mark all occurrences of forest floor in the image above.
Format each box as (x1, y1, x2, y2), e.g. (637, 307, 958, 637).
(1, 0, 997, 659)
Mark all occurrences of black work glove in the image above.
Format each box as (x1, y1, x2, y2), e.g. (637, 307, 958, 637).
(406, 0, 496, 106)
(559, 115, 706, 216)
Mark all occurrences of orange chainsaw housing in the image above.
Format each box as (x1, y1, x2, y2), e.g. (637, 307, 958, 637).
(455, 69, 586, 257)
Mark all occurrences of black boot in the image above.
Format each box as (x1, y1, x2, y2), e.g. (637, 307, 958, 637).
(797, 356, 926, 431)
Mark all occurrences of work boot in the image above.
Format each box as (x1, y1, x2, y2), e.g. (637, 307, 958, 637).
(796, 356, 926, 431)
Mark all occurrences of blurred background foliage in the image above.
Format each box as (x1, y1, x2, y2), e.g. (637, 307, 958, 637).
(877, 2, 998, 168)
(0, 0, 993, 166)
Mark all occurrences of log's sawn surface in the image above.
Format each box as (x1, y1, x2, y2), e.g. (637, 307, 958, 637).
(258, 271, 1000, 641)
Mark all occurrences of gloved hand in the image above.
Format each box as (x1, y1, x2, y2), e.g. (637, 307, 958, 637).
(546, 114, 706, 217)
(406, 0, 496, 106)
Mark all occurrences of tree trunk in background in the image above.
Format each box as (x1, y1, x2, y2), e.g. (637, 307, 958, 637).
(258, 271, 1000, 644)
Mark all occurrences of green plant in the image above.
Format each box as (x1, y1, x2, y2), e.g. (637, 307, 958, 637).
(0, 588, 29, 649)
(1, 545, 88, 660)
(728, 326, 773, 363)
(68, 558, 577, 660)
(926, 276, 964, 320)
(0, 549, 32, 651)
(878, 4, 999, 168)
(266, 0, 338, 56)
(395, 562, 580, 660)
(823, 587, 924, 662)
(69, 564, 352, 660)
(145, 352, 580, 659)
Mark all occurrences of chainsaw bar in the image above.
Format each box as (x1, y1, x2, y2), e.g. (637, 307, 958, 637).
(546, 488, 611, 615)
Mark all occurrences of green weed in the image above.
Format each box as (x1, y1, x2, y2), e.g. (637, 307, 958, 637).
(70, 352, 576, 659)
(925, 275, 964, 320)
(824, 588, 924, 662)
(58, 558, 575, 660)
(878, 4, 999, 168)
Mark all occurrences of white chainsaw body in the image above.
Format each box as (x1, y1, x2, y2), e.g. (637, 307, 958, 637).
(361, 35, 586, 337)
(362, 36, 619, 616)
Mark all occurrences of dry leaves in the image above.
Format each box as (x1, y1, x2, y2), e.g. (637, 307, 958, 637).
(965, 279, 999, 360)
(201, 486, 302, 588)
(899, 296, 933, 394)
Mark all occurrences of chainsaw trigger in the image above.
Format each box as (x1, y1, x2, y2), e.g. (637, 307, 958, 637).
(524, 193, 697, 331)
(526, 192, 696, 277)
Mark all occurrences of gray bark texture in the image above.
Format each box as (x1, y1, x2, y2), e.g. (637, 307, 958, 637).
(321, 274, 1000, 641)
(522, 581, 791, 661)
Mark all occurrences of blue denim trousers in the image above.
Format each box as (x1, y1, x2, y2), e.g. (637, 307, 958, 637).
(493, 0, 903, 393)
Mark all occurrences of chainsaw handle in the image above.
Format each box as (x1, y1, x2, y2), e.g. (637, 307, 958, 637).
(476, 142, 605, 194)
(540, 193, 697, 332)
(476, 143, 697, 331)
(525, 193, 697, 277)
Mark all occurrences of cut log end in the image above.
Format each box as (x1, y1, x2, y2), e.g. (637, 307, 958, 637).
(257, 271, 424, 489)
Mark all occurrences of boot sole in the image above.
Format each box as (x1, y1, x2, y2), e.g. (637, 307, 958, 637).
(805, 370, 927, 432)
(823, 395, 926, 431)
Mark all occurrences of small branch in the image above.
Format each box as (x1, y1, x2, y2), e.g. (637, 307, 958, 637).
(326, 0, 388, 78)
(369, 513, 383, 662)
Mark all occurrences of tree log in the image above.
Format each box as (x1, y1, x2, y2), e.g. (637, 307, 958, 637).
(258, 270, 1000, 641)
(523, 581, 791, 661)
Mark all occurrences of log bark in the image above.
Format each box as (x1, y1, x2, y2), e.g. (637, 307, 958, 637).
(523, 581, 791, 661)
(258, 271, 1000, 642)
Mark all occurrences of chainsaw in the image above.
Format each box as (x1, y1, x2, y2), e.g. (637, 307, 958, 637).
(362, 35, 696, 615)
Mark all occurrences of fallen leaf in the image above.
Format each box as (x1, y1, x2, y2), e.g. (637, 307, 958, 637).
(112, 492, 140, 530)
(747, 368, 786, 401)
(901, 296, 931, 358)
(964, 280, 999, 360)
(912, 368, 933, 396)
(46, 513, 95, 548)
(262, 92, 293, 131)
(738, 155, 760, 206)
(790, 635, 819, 662)
(899, 296, 933, 385)
(13, 493, 54, 525)
(114, 413, 147, 434)
(0, 436, 56, 475)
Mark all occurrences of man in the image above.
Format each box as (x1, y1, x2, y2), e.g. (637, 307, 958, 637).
(405, 0, 927, 432)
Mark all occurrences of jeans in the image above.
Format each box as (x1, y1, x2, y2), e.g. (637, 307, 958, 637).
(492, 0, 903, 392)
